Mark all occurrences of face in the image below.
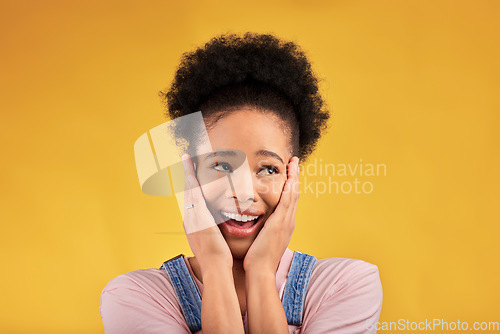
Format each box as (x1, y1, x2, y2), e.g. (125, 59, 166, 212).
(195, 108, 293, 259)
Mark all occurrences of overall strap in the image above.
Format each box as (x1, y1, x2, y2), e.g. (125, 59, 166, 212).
(160, 251, 317, 331)
(159, 254, 202, 333)
(281, 251, 318, 326)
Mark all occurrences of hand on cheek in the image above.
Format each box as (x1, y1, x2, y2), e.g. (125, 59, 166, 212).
(181, 154, 234, 275)
(243, 156, 300, 274)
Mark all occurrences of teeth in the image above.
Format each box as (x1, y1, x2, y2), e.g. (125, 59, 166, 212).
(222, 211, 259, 222)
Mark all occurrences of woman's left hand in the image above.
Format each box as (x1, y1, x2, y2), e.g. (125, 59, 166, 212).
(243, 156, 300, 275)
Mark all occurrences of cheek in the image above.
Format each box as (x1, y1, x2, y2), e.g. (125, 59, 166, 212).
(256, 178, 286, 209)
(196, 173, 231, 206)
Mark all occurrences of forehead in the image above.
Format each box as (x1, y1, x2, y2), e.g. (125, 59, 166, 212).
(205, 109, 291, 162)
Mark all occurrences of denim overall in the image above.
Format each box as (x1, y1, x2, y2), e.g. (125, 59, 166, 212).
(159, 251, 317, 332)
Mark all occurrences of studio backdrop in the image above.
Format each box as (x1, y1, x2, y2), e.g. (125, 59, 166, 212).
(1, 0, 498, 333)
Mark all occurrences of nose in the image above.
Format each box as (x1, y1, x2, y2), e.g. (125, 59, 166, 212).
(225, 161, 256, 208)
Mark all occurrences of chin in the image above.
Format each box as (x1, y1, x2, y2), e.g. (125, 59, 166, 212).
(217, 227, 255, 260)
(228, 241, 253, 260)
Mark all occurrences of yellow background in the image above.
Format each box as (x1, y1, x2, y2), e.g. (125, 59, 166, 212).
(1, 0, 499, 333)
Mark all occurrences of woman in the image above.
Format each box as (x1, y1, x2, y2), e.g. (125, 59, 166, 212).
(100, 32, 383, 333)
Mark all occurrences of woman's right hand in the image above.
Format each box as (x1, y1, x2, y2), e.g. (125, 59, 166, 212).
(181, 153, 233, 276)
(182, 153, 244, 333)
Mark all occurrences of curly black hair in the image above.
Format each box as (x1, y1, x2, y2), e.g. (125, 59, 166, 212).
(160, 32, 330, 162)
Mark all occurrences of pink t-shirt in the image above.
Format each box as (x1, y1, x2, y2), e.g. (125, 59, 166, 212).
(99, 248, 382, 333)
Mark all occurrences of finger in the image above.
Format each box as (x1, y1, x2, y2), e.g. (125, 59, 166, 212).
(182, 154, 202, 198)
(283, 157, 300, 221)
(285, 157, 300, 199)
(182, 154, 214, 204)
(262, 157, 299, 226)
(182, 154, 193, 214)
(291, 157, 300, 201)
(276, 158, 296, 212)
(181, 154, 215, 233)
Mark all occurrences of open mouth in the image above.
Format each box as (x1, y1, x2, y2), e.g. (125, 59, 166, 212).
(220, 210, 262, 229)
(219, 210, 265, 238)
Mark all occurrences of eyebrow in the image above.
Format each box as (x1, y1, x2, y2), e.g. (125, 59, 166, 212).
(204, 150, 238, 161)
(255, 149, 284, 165)
(203, 149, 284, 165)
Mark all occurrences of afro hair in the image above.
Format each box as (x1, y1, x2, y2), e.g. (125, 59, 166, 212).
(160, 32, 330, 162)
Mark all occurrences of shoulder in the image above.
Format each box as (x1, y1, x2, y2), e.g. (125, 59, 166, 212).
(301, 256, 383, 333)
(101, 267, 172, 295)
(308, 256, 382, 303)
(311, 257, 382, 292)
(100, 267, 182, 310)
(99, 268, 191, 333)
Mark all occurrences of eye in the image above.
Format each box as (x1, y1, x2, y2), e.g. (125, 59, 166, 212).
(258, 165, 280, 176)
(212, 162, 233, 173)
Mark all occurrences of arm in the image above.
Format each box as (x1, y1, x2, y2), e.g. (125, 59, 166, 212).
(301, 260, 383, 334)
(201, 267, 245, 333)
(99, 273, 191, 334)
(181, 154, 244, 333)
(244, 157, 300, 334)
(245, 270, 289, 334)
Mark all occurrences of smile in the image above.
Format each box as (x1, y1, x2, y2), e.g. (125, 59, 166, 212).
(218, 209, 265, 237)
(221, 211, 259, 222)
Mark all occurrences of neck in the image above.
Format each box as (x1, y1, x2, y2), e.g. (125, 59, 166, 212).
(231, 257, 246, 287)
